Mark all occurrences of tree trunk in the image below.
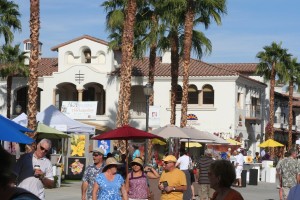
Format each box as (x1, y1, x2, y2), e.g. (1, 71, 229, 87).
(148, 45, 157, 105)
(119, 0, 137, 126)
(269, 63, 276, 156)
(145, 14, 158, 164)
(115, 0, 137, 155)
(288, 80, 293, 150)
(180, 0, 195, 128)
(170, 32, 180, 125)
(116, 70, 124, 127)
(269, 64, 276, 139)
(27, 0, 40, 136)
(6, 75, 12, 118)
(148, 15, 158, 106)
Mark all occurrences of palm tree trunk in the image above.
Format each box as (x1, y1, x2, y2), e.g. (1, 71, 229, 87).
(269, 65, 276, 139)
(288, 81, 293, 150)
(27, 0, 40, 136)
(269, 64, 276, 156)
(145, 14, 158, 164)
(146, 37, 157, 164)
(116, 70, 124, 127)
(116, 0, 137, 156)
(6, 75, 12, 118)
(180, 0, 195, 128)
(170, 32, 180, 125)
(118, 0, 137, 125)
(148, 44, 157, 106)
(148, 14, 158, 106)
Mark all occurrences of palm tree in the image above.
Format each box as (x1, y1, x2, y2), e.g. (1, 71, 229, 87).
(0, 0, 21, 44)
(256, 42, 290, 154)
(27, 0, 40, 135)
(118, 0, 138, 126)
(159, 0, 215, 125)
(281, 56, 300, 149)
(102, 0, 141, 127)
(0, 44, 28, 119)
(180, 0, 226, 127)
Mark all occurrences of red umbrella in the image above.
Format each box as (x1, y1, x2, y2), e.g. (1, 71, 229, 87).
(92, 125, 163, 140)
(92, 125, 163, 177)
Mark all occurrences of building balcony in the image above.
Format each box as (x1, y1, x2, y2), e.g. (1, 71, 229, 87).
(244, 105, 261, 125)
(274, 122, 297, 131)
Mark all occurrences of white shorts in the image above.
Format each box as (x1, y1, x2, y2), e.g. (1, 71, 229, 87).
(235, 166, 243, 179)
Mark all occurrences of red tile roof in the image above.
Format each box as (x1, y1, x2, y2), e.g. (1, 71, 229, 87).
(51, 35, 108, 51)
(120, 57, 240, 77)
(213, 63, 257, 75)
(37, 58, 58, 76)
(37, 56, 266, 87)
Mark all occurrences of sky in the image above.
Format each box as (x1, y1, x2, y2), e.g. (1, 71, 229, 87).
(9, 0, 300, 63)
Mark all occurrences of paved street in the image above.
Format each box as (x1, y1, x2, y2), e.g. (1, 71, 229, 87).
(45, 179, 280, 200)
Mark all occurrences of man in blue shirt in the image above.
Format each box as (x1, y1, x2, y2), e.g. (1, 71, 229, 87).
(81, 148, 105, 200)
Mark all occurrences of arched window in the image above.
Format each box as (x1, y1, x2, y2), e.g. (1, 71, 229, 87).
(81, 48, 91, 63)
(188, 85, 198, 104)
(176, 85, 182, 104)
(83, 87, 95, 101)
(65, 51, 74, 64)
(202, 85, 214, 105)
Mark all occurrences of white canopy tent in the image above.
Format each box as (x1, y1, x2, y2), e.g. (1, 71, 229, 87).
(13, 105, 95, 134)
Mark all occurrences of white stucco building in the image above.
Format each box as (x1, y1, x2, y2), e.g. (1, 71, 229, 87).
(4, 34, 300, 155)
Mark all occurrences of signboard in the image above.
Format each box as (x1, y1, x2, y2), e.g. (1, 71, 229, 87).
(67, 157, 86, 179)
(97, 140, 111, 156)
(70, 134, 86, 157)
(187, 113, 200, 126)
(149, 106, 160, 128)
(61, 101, 97, 119)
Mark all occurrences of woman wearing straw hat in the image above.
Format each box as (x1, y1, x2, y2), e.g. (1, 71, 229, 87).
(92, 157, 128, 200)
(126, 157, 160, 200)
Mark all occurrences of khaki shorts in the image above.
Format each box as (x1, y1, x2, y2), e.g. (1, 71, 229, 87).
(198, 184, 214, 200)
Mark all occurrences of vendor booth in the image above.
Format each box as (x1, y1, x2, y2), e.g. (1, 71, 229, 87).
(13, 105, 96, 182)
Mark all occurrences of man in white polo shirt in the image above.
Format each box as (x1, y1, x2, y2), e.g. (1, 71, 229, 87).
(14, 139, 54, 200)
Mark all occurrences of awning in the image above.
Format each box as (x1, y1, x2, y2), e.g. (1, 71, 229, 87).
(80, 121, 111, 132)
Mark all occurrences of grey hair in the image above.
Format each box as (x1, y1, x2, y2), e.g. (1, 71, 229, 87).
(39, 139, 52, 148)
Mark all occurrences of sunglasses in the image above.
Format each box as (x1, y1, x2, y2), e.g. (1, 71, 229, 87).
(132, 163, 141, 166)
(92, 153, 102, 157)
(40, 145, 49, 153)
(164, 161, 173, 165)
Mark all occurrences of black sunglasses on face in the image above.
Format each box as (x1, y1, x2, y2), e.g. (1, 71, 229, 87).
(40, 146, 49, 153)
(93, 153, 102, 157)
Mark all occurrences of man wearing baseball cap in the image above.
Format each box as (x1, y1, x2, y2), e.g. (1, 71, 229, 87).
(81, 148, 105, 200)
(158, 155, 187, 200)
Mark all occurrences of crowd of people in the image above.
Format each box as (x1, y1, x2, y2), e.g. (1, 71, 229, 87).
(13, 140, 300, 200)
(78, 144, 245, 200)
(0, 140, 248, 200)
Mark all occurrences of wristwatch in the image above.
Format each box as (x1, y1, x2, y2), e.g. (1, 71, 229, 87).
(173, 187, 176, 191)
